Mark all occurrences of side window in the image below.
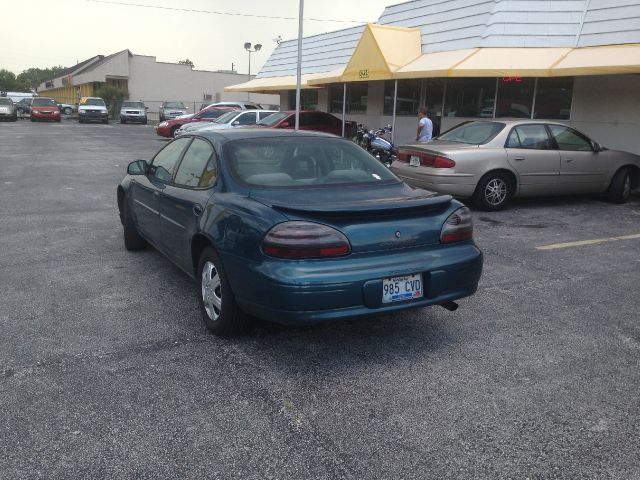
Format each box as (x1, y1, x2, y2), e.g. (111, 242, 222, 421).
(507, 125, 552, 150)
(299, 113, 313, 127)
(259, 111, 275, 120)
(235, 112, 256, 125)
(151, 137, 191, 182)
(547, 125, 593, 151)
(173, 138, 215, 188)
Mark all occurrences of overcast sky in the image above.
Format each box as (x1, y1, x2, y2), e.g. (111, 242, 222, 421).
(1, 0, 393, 75)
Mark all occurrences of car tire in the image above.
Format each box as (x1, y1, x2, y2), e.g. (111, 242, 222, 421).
(120, 118, 125, 124)
(11, 116, 17, 122)
(142, 118, 148, 125)
(56, 118, 61, 123)
(473, 172, 514, 211)
(122, 202, 147, 251)
(64, 107, 72, 115)
(197, 247, 250, 337)
(608, 167, 632, 204)
(171, 126, 180, 138)
(103, 118, 109, 125)
(30, 117, 35, 122)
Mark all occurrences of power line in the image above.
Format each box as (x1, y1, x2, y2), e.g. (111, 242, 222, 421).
(85, 0, 367, 24)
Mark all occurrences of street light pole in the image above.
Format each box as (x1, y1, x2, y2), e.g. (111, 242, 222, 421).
(244, 42, 262, 102)
(295, 0, 304, 131)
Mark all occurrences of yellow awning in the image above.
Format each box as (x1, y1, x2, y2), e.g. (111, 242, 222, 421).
(394, 49, 479, 78)
(308, 24, 422, 85)
(224, 71, 342, 93)
(449, 47, 572, 77)
(551, 44, 640, 76)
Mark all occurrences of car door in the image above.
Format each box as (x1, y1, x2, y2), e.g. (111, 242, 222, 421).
(130, 137, 191, 242)
(159, 137, 219, 272)
(505, 124, 561, 195)
(547, 124, 606, 193)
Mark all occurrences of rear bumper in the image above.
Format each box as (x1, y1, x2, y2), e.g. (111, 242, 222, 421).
(225, 242, 483, 324)
(391, 162, 477, 198)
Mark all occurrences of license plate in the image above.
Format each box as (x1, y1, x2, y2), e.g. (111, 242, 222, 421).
(382, 273, 423, 304)
(409, 156, 421, 167)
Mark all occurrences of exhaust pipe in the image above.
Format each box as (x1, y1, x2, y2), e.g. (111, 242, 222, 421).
(439, 301, 459, 312)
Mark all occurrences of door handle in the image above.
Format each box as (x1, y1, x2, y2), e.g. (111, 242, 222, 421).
(514, 157, 525, 161)
(193, 204, 204, 217)
(565, 157, 574, 163)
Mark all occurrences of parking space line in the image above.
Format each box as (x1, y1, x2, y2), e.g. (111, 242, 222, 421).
(536, 233, 640, 251)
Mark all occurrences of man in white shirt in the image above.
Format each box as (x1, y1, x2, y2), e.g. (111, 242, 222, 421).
(416, 107, 433, 143)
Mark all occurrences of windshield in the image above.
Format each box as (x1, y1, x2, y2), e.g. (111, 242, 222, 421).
(257, 112, 288, 127)
(438, 121, 505, 145)
(32, 98, 58, 107)
(122, 101, 145, 108)
(215, 111, 240, 124)
(83, 98, 106, 107)
(0, 98, 12, 105)
(224, 137, 399, 188)
(164, 102, 185, 109)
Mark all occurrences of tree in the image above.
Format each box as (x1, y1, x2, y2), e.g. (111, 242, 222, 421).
(94, 84, 128, 115)
(0, 69, 18, 91)
(18, 66, 66, 91)
(178, 58, 195, 68)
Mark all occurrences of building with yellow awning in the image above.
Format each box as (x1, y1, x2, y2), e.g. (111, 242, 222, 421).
(226, 0, 640, 154)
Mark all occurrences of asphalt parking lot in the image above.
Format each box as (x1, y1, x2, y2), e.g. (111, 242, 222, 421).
(1, 119, 639, 479)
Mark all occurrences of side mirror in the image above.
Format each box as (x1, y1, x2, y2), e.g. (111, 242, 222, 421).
(280, 122, 291, 128)
(145, 106, 149, 110)
(232, 121, 240, 126)
(592, 141, 602, 152)
(127, 159, 148, 175)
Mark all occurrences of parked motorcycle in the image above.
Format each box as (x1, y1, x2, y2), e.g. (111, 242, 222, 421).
(356, 124, 397, 167)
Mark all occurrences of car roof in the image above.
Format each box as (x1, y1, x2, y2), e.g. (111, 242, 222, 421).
(462, 119, 568, 126)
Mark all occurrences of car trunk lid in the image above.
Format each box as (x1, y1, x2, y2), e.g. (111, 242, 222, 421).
(250, 183, 453, 252)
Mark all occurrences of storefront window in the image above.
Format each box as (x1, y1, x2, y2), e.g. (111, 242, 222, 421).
(534, 77, 573, 120)
(383, 80, 421, 115)
(495, 77, 535, 118)
(288, 89, 319, 110)
(444, 78, 496, 118)
(329, 83, 368, 114)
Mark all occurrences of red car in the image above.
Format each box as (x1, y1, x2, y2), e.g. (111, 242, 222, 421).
(256, 111, 357, 137)
(155, 106, 236, 138)
(30, 97, 61, 123)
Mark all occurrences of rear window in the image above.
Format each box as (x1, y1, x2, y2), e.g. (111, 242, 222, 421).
(32, 98, 57, 107)
(224, 137, 399, 188)
(438, 121, 505, 144)
(257, 112, 289, 127)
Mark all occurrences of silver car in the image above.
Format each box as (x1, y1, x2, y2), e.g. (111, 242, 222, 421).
(176, 109, 278, 136)
(159, 101, 188, 121)
(391, 120, 640, 210)
(0, 98, 18, 122)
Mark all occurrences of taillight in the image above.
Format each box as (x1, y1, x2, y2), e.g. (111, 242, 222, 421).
(440, 207, 473, 243)
(397, 150, 455, 168)
(263, 221, 351, 259)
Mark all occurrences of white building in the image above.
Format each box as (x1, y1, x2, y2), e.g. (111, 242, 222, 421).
(227, 0, 640, 154)
(38, 50, 279, 119)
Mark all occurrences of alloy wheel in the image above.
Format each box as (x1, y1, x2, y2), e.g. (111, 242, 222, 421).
(484, 178, 508, 206)
(201, 261, 222, 321)
(623, 175, 631, 200)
